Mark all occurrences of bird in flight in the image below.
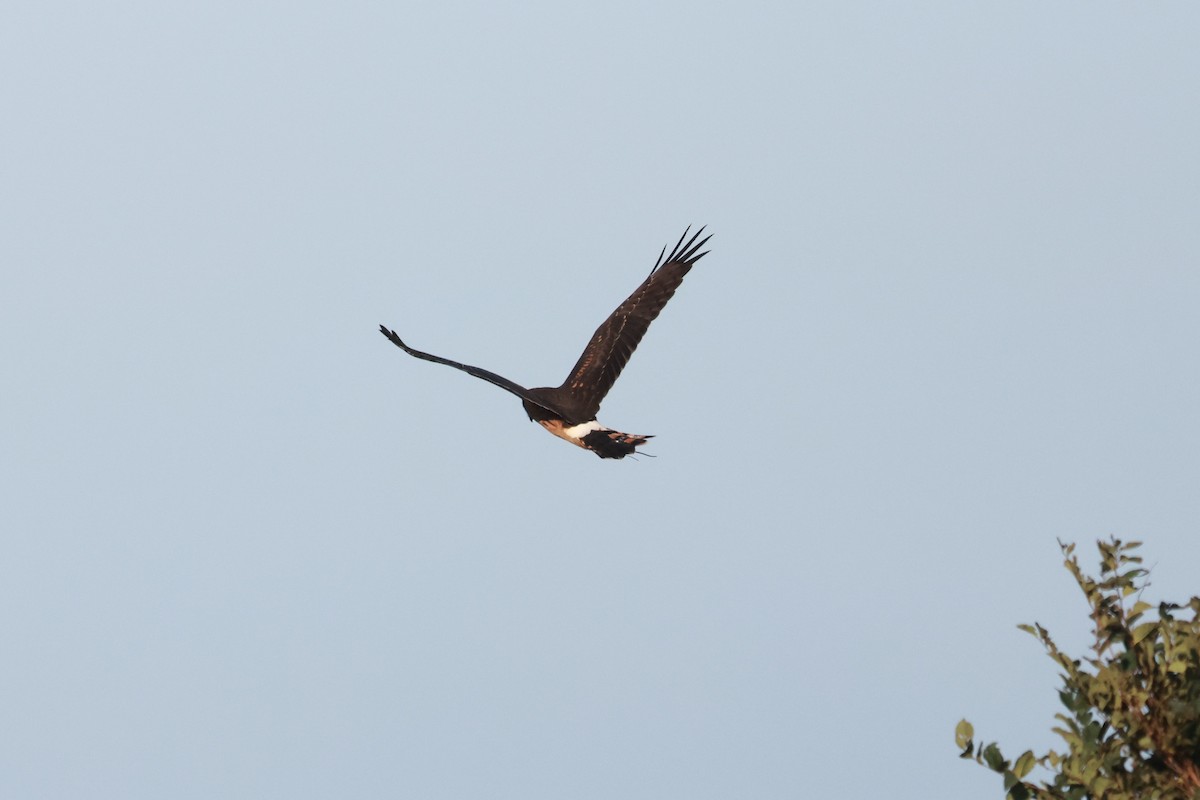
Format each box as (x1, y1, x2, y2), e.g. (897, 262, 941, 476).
(379, 226, 712, 459)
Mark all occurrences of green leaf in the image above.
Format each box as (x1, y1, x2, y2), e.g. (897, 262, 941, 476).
(1131, 621, 1158, 645)
(982, 743, 1006, 771)
(1013, 750, 1036, 779)
(1127, 600, 1152, 621)
(955, 719, 974, 750)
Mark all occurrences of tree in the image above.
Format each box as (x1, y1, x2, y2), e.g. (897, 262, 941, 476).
(957, 538, 1200, 800)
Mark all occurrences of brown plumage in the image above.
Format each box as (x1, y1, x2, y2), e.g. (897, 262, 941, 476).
(379, 226, 711, 458)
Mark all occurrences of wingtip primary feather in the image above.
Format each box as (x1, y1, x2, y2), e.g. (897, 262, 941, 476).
(651, 225, 711, 273)
(380, 325, 415, 354)
(651, 243, 669, 274)
(654, 226, 693, 273)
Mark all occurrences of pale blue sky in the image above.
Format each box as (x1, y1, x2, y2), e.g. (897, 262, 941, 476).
(3, 2, 1199, 798)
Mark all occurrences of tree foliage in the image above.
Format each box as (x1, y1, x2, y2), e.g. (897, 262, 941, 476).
(958, 538, 1200, 800)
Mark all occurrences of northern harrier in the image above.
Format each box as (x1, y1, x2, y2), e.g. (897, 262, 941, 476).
(379, 226, 711, 459)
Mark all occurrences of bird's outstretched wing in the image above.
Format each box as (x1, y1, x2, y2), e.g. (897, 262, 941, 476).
(558, 226, 711, 419)
(379, 325, 560, 413)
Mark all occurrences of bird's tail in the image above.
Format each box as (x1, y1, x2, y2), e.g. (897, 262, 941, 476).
(580, 428, 653, 459)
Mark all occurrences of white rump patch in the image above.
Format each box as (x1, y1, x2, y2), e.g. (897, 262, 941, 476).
(563, 420, 604, 439)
